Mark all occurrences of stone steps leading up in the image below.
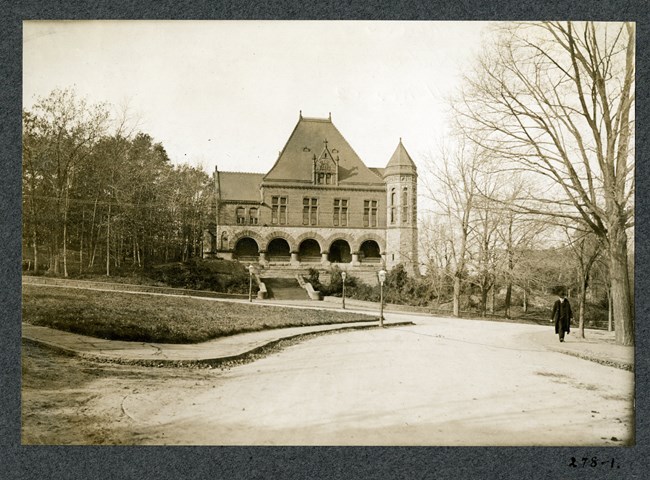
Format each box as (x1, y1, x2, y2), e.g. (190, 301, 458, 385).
(257, 267, 381, 285)
(261, 277, 309, 300)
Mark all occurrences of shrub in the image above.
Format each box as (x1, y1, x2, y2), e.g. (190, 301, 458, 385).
(325, 267, 344, 296)
(317, 263, 441, 306)
(348, 282, 380, 302)
(147, 259, 249, 294)
(306, 268, 323, 292)
(582, 302, 609, 327)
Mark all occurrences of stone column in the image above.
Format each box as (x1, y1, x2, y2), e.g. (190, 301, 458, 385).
(351, 252, 361, 266)
(290, 252, 300, 266)
(321, 252, 330, 266)
(381, 253, 387, 267)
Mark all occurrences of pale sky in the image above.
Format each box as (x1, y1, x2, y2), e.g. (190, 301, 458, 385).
(23, 20, 490, 177)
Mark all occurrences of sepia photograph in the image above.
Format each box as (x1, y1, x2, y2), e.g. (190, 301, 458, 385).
(21, 20, 634, 447)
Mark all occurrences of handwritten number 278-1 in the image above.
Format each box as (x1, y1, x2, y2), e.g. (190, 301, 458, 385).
(569, 457, 618, 468)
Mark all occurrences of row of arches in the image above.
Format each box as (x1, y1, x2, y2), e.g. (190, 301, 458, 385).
(223, 230, 383, 254)
(234, 237, 382, 264)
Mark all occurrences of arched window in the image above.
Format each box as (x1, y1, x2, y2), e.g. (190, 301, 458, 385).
(402, 187, 408, 224)
(390, 189, 396, 224)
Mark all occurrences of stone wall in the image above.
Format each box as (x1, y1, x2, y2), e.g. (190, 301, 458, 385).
(218, 184, 386, 230)
(383, 172, 418, 275)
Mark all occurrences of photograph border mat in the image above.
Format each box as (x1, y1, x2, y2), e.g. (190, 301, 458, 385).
(2, 1, 648, 479)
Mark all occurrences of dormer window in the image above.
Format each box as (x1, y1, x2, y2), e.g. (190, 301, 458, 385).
(313, 139, 338, 185)
(318, 173, 333, 185)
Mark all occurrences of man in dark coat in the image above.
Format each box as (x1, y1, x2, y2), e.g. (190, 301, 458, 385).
(551, 292, 573, 342)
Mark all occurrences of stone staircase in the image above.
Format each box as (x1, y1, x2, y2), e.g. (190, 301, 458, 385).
(255, 265, 381, 286)
(261, 277, 310, 300)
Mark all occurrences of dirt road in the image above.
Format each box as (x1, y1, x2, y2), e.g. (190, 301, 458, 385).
(22, 315, 633, 445)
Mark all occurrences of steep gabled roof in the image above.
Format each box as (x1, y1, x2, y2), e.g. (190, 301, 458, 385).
(218, 172, 263, 202)
(263, 116, 384, 185)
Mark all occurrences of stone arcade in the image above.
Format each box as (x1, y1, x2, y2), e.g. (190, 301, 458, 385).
(203, 113, 418, 283)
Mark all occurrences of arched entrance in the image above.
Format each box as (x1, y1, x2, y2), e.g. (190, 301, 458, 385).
(328, 239, 352, 263)
(267, 238, 291, 262)
(298, 239, 321, 263)
(359, 240, 381, 263)
(234, 237, 259, 262)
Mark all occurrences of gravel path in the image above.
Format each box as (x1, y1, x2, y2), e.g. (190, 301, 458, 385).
(23, 314, 633, 446)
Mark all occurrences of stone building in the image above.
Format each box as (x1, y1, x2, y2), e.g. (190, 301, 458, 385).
(203, 113, 419, 281)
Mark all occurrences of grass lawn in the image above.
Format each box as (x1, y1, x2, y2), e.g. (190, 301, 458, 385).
(22, 285, 376, 344)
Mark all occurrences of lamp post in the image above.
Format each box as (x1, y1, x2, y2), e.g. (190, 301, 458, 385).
(378, 269, 386, 327)
(248, 264, 254, 302)
(341, 271, 347, 309)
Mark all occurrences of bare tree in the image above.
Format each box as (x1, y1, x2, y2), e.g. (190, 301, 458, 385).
(424, 140, 485, 317)
(457, 22, 634, 345)
(564, 225, 604, 338)
(23, 89, 109, 276)
(469, 178, 501, 316)
(418, 214, 454, 306)
(494, 176, 545, 318)
(22, 111, 42, 272)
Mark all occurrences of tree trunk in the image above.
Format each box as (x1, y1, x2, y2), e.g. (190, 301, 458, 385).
(480, 283, 488, 316)
(523, 282, 528, 314)
(504, 283, 512, 319)
(62, 209, 68, 277)
(88, 196, 99, 269)
(51, 252, 59, 275)
(578, 278, 587, 339)
(116, 232, 122, 268)
(609, 227, 633, 345)
(79, 208, 84, 275)
(32, 227, 38, 272)
(191, 218, 196, 258)
(49, 231, 60, 275)
(28, 189, 39, 272)
(607, 287, 613, 332)
(62, 177, 72, 278)
(490, 284, 495, 314)
(106, 204, 111, 277)
(453, 275, 461, 317)
(90, 225, 99, 268)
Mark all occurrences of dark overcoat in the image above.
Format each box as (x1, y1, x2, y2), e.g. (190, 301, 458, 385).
(552, 298, 572, 334)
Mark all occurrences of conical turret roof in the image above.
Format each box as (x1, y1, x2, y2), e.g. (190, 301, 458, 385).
(384, 139, 416, 176)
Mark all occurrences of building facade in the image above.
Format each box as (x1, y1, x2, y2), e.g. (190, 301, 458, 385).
(203, 113, 419, 277)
